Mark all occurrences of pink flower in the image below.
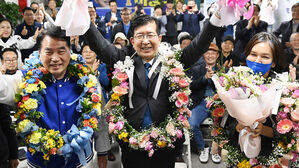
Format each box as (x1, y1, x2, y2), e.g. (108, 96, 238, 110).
(112, 68, 120, 75)
(282, 88, 290, 95)
(277, 111, 288, 120)
(219, 76, 225, 87)
(129, 137, 137, 146)
(292, 90, 299, 98)
(148, 149, 154, 157)
(176, 129, 183, 139)
(169, 68, 184, 76)
(280, 98, 295, 107)
(277, 119, 293, 134)
(259, 85, 268, 92)
(175, 92, 189, 107)
(182, 119, 190, 128)
(296, 141, 299, 153)
(150, 130, 159, 139)
(89, 87, 96, 93)
(212, 107, 225, 117)
(172, 76, 180, 83)
(291, 109, 299, 122)
(91, 93, 101, 103)
(206, 100, 214, 109)
(283, 107, 290, 113)
(120, 82, 129, 89)
(113, 86, 128, 96)
(179, 79, 189, 88)
(166, 122, 176, 136)
(211, 128, 217, 137)
(145, 142, 153, 151)
(106, 115, 114, 122)
(114, 121, 124, 131)
(139, 135, 150, 148)
(177, 115, 186, 121)
(249, 158, 259, 166)
(269, 164, 280, 168)
(115, 72, 128, 82)
(108, 122, 115, 134)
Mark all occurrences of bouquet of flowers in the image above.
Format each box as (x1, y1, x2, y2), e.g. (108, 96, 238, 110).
(211, 66, 279, 158)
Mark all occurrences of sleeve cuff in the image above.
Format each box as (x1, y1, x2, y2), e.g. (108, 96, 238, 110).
(209, 12, 222, 27)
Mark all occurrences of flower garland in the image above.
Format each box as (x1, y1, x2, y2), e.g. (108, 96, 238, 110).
(13, 51, 102, 162)
(206, 82, 299, 167)
(106, 44, 192, 156)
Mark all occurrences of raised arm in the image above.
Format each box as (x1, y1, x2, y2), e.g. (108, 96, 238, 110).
(0, 70, 23, 106)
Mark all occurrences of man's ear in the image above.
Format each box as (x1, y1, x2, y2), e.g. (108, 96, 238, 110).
(130, 37, 134, 46)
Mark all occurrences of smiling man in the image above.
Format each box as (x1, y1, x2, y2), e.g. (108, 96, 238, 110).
(84, 5, 230, 166)
(0, 27, 108, 168)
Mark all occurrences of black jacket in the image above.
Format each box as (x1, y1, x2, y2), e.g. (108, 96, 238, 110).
(111, 21, 133, 42)
(273, 19, 299, 49)
(0, 103, 18, 164)
(85, 21, 220, 129)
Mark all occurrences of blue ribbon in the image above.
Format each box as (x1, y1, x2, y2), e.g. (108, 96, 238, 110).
(18, 121, 39, 138)
(66, 87, 89, 107)
(58, 125, 93, 166)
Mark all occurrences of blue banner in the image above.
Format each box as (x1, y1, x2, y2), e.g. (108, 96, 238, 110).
(91, 0, 167, 8)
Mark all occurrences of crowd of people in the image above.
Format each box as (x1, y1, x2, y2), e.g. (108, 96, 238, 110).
(0, 0, 299, 168)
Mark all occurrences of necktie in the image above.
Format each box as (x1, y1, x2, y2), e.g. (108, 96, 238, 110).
(142, 63, 152, 128)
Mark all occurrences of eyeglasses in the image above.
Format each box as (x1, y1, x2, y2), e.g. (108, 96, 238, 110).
(121, 13, 131, 16)
(4, 59, 17, 63)
(134, 34, 158, 41)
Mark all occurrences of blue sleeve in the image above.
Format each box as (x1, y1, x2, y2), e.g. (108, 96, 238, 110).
(98, 63, 110, 87)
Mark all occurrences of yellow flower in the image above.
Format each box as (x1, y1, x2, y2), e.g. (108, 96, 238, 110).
(118, 132, 129, 140)
(23, 98, 38, 110)
(237, 160, 250, 168)
(16, 119, 30, 133)
(57, 137, 64, 149)
(45, 139, 55, 150)
(28, 147, 36, 154)
(85, 74, 97, 88)
(27, 71, 33, 76)
(24, 84, 39, 94)
(111, 93, 119, 101)
(39, 81, 46, 89)
(43, 154, 50, 160)
(29, 131, 42, 144)
(157, 140, 167, 148)
(82, 67, 89, 74)
(86, 81, 96, 88)
(78, 73, 83, 78)
(46, 129, 56, 137)
(71, 54, 78, 61)
(19, 82, 26, 89)
(92, 103, 102, 116)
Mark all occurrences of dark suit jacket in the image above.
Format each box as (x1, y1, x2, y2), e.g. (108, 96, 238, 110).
(104, 10, 121, 24)
(177, 11, 205, 37)
(85, 21, 220, 129)
(234, 19, 268, 59)
(273, 19, 299, 49)
(111, 21, 133, 42)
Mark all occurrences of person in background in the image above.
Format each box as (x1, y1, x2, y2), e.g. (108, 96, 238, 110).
(234, 4, 268, 65)
(0, 48, 19, 168)
(81, 44, 111, 168)
(217, 35, 238, 67)
(164, 0, 178, 46)
(0, 18, 41, 68)
(111, 7, 133, 42)
(187, 43, 222, 164)
(15, 7, 43, 62)
(153, 5, 167, 42)
(70, 35, 85, 54)
(131, 3, 145, 21)
(104, 0, 121, 42)
(257, 0, 278, 33)
(176, 0, 184, 35)
(273, 3, 299, 49)
(88, 6, 106, 37)
(113, 32, 129, 48)
(46, 0, 57, 20)
(287, 33, 299, 76)
(177, 31, 193, 50)
(36, 4, 55, 30)
(30, 2, 39, 13)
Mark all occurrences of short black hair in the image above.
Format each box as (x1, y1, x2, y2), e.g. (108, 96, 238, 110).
(179, 35, 193, 44)
(121, 7, 131, 14)
(37, 26, 70, 51)
(222, 35, 234, 44)
(292, 3, 299, 11)
(254, 4, 260, 12)
(130, 15, 161, 35)
(30, 2, 39, 6)
(109, 0, 117, 5)
(154, 5, 162, 11)
(22, 7, 35, 14)
(0, 18, 12, 27)
(0, 48, 18, 60)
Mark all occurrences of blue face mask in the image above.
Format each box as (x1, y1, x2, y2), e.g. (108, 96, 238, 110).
(246, 59, 272, 75)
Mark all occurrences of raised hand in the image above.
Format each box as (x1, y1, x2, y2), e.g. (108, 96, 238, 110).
(0, 63, 6, 74)
(205, 66, 214, 79)
(33, 27, 43, 40)
(21, 26, 28, 36)
(254, 15, 260, 27)
(289, 64, 296, 82)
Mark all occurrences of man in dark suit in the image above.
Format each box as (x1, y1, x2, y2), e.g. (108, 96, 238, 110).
(273, 3, 299, 49)
(111, 7, 133, 42)
(104, 0, 121, 42)
(85, 10, 231, 167)
(234, 4, 267, 64)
